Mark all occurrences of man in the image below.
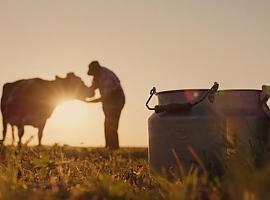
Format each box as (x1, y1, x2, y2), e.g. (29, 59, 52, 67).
(87, 61, 125, 149)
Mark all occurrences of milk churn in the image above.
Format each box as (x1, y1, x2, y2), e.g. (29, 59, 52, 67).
(146, 82, 225, 175)
(214, 88, 270, 160)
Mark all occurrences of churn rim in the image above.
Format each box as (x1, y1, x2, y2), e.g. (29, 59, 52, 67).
(218, 89, 261, 92)
(156, 89, 262, 95)
(156, 89, 210, 95)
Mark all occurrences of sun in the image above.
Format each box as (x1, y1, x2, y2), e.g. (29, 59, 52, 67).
(52, 100, 85, 123)
(43, 100, 104, 146)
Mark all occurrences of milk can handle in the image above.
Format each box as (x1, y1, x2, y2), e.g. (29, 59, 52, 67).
(261, 85, 270, 116)
(146, 87, 156, 111)
(145, 87, 192, 113)
(261, 85, 269, 104)
(146, 82, 219, 113)
(192, 82, 219, 106)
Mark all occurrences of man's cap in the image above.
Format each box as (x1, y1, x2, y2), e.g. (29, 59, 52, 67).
(88, 61, 100, 75)
(88, 61, 100, 68)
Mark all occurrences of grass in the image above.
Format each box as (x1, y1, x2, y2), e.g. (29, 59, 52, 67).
(0, 143, 270, 200)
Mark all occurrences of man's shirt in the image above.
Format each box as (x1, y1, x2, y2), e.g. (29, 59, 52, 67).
(92, 67, 122, 98)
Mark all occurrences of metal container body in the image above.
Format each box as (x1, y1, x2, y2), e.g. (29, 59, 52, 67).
(148, 90, 225, 173)
(215, 90, 270, 155)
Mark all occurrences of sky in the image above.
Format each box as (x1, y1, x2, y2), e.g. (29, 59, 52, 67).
(0, 0, 269, 147)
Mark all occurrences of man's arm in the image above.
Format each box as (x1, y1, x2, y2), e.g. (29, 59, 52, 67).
(88, 86, 96, 98)
(86, 97, 102, 103)
(88, 80, 98, 98)
(84, 79, 101, 102)
(85, 89, 116, 103)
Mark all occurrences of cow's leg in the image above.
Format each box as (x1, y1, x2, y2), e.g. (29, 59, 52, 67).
(11, 126, 15, 145)
(38, 123, 45, 146)
(1, 119, 7, 143)
(18, 125, 24, 147)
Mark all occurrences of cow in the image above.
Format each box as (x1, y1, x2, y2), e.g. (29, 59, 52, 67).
(1, 73, 91, 146)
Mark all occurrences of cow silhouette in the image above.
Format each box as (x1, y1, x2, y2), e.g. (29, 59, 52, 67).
(1, 73, 90, 146)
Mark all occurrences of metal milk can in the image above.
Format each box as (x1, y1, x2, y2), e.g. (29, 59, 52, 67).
(146, 83, 225, 174)
(214, 88, 270, 159)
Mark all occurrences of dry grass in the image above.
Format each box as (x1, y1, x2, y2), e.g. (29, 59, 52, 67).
(0, 143, 269, 200)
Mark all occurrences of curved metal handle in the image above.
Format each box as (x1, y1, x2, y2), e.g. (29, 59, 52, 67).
(146, 87, 156, 110)
(146, 82, 219, 113)
(261, 85, 270, 104)
(154, 103, 192, 113)
(145, 87, 193, 113)
(191, 82, 219, 107)
(261, 85, 270, 116)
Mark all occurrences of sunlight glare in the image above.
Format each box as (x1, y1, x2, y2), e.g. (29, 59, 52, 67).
(44, 100, 104, 147)
(53, 100, 85, 123)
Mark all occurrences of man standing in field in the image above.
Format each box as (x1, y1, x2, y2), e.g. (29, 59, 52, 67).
(87, 61, 125, 149)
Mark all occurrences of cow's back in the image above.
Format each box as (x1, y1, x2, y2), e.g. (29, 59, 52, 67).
(1, 80, 26, 114)
(1, 78, 55, 127)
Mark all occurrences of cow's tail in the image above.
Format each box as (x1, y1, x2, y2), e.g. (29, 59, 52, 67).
(1, 83, 11, 114)
(1, 83, 11, 142)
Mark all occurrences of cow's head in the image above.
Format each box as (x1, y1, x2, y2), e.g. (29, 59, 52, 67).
(55, 73, 90, 102)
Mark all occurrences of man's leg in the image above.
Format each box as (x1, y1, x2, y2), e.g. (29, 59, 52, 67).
(103, 88, 125, 149)
(104, 107, 122, 149)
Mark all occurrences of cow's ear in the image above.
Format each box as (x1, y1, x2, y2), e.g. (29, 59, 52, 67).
(55, 75, 61, 80)
(67, 72, 75, 78)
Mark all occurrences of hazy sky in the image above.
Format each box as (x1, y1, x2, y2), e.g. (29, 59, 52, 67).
(0, 0, 269, 146)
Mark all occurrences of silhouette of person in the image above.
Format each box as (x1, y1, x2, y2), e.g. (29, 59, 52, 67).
(87, 61, 125, 149)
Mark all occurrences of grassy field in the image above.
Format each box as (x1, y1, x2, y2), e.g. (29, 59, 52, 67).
(0, 144, 270, 200)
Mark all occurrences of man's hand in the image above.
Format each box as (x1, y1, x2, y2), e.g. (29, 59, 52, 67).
(85, 97, 102, 103)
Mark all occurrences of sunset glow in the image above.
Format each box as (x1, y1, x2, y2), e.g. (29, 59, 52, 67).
(45, 100, 105, 147)
(53, 100, 86, 124)
(0, 0, 269, 147)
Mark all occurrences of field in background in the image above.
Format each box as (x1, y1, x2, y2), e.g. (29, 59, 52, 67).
(0, 145, 270, 200)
